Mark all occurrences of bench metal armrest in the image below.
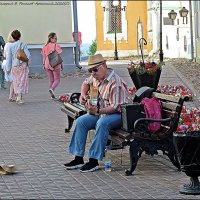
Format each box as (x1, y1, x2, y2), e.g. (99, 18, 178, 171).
(134, 118, 172, 133)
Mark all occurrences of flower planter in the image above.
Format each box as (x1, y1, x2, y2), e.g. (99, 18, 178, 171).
(173, 131, 200, 195)
(129, 69, 161, 90)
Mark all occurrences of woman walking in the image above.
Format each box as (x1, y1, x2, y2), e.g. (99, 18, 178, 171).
(5, 30, 30, 104)
(41, 32, 62, 99)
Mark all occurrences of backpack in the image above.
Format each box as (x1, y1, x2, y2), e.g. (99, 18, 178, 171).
(140, 97, 162, 133)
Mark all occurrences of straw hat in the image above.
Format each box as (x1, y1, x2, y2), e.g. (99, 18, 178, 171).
(87, 54, 106, 69)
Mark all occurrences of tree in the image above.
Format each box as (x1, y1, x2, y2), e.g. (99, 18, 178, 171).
(89, 39, 97, 55)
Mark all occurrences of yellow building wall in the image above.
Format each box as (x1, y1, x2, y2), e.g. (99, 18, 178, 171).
(0, 1, 73, 44)
(96, 1, 151, 52)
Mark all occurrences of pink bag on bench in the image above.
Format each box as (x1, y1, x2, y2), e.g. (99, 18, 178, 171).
(141, 97, 162, 133)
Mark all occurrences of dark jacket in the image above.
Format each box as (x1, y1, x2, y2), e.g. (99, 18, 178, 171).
(0, 36, 5, 61)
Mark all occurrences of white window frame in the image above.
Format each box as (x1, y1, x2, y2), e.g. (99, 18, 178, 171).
(102, 1, 127, 43)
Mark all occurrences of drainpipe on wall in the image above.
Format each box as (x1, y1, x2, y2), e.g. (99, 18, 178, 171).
(72, 0, 82, 69)
(159, 0, 164, 62)
(189, 0, 194, 61)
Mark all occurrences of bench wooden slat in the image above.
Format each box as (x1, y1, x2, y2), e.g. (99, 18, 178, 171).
(162, 109, 178, 119)
(161, 101, 181, 111)
(108, 135, 128, 146)
(152, 92, 181, 103)
(110, 129, 132, 140)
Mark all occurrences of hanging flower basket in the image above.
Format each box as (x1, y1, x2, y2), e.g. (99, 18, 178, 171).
(128, 61, 164, 89)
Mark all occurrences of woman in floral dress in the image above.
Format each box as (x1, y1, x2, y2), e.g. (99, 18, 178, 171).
(5, 30, 30, 104)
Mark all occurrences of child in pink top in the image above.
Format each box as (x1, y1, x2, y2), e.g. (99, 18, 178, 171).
(41, 32, 63, 99)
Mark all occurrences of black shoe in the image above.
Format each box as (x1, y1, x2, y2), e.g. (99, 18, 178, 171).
(64, 159, 84, 170)
(77, 65, 82, 69)
(1, 85, 6, 89)
(49, 89, 55, 99)
(80, 161, 99, 173)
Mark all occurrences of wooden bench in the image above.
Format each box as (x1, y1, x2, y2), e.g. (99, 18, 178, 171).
(109, 92, 188, 175)
(61, 92, 188, 176)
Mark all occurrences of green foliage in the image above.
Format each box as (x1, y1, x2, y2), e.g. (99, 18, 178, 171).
(89, 39, 97, 55)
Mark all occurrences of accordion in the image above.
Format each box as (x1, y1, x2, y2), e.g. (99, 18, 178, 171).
(121, 103, 145, 132)
(61, 102, 87, 119)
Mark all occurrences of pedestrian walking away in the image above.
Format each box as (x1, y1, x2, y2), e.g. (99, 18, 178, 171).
(64, 54, 130, 172)
(0, 35, 5, 89)
(5, 30, 30, 104)
(72, 31, 82, 62)
(2, 33, 16, 101)
(41, 32, 63, 99)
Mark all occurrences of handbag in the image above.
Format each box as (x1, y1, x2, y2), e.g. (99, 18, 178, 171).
(16, 43, 29, 62)
(48, 44, 63, 68)
(121, 103, 146, 132)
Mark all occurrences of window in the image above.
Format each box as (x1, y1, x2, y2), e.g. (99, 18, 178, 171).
(108, 1, 122, 33)
(198, 12, 200, 38)
(176, 28, 179, 41)
(184, 36, 187, 52)
(163, 17, 174, 25)
(166, 36, 169, 49)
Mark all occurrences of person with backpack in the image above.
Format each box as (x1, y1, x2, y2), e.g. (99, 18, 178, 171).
(41, 32, 63, 99)
(5, 30, 30, 104)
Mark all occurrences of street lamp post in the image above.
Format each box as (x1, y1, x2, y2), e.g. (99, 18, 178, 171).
(72, 0, 81, 69)
(114, 5, 118, 60)
(101, 1, 127, 60)
(159, 0, 164, 62)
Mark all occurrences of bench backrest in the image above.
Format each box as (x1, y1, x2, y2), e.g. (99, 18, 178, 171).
(152, 92, 187, 134)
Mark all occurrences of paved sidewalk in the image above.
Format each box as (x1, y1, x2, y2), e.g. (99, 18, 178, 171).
(0, 62, 199, 199)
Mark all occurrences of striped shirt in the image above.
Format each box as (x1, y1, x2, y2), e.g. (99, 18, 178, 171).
(84, 68, 129, 112)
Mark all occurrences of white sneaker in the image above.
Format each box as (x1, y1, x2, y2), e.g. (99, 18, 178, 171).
(49, 89, 55, 98)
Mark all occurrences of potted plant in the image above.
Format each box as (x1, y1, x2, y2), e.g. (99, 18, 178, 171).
(173, 106, 200, 195)
(127, 38, 164, 90)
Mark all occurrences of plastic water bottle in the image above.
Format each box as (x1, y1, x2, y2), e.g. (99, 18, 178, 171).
(104, 145, 111, 172)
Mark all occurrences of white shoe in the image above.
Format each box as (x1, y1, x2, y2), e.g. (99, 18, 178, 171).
(49, 89, 55, 98)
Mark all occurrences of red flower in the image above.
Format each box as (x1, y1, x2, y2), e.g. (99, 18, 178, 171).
(59, 95, 69, 102)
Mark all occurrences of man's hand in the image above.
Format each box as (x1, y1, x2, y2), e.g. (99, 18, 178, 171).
(79, 95, 89, 105)
(87, 100, 98, 115)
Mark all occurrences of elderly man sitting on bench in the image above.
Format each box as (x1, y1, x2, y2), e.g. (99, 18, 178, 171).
(64, 54, 130, 172)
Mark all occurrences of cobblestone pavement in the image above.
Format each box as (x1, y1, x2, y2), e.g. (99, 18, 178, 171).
(166, 58, 200, 106)
(0, 61, 199, 199)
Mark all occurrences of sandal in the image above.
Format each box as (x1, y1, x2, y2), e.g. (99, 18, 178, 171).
(16, 100, 25, 104)
(0, 164, 17, 175)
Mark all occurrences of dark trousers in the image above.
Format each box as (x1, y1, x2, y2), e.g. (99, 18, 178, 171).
(0, 66, 5, 88)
